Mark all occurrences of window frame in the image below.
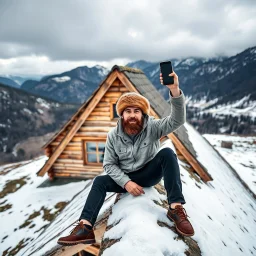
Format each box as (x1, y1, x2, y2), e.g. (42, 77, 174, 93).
(82, 139, 106, 166)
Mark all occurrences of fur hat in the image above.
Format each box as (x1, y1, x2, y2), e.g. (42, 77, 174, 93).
(116, 92, 150, 117)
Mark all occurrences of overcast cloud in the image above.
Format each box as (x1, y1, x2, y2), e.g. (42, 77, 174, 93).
(0, 0, 255, 76)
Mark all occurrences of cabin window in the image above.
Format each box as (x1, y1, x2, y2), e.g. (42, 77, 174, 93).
(111, 103, 119, 119)
(83, 140, 105, 165)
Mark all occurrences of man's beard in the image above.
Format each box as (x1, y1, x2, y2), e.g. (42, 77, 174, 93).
(122, 116, 144, 135)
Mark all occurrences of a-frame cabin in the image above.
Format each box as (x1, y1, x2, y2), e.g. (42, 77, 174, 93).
(37, 65, 212, 182)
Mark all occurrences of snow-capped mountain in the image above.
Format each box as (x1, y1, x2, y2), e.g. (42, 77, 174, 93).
(20, 65, 110, 104)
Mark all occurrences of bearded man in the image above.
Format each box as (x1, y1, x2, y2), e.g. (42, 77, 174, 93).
(57, 71, 195, 246)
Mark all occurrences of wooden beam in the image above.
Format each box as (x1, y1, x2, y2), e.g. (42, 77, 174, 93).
(75, 132, 107, 137)
(86, 116, 111, 121)
(93, 107, 110, 112)
(96, 102, 109, 107)
(108, 86, 120, 92)
(89, 111, 110, 116)
(83, 120, 117, 126)
(116, 72, 139, 92)
(37, 70, 118, 176)
(50, 244, 99, 256)
(54, 173, 99, 179)
(78, 127, 111, 132)
(119, 87, 129, 92)
(58, 154, 82, 160)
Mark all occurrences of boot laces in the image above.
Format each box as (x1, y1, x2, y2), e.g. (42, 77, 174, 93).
(175, 206, 190, 221)
(70, 220, 84, 235)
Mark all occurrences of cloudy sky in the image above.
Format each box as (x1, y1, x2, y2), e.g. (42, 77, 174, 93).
(0, 0, 255, 76)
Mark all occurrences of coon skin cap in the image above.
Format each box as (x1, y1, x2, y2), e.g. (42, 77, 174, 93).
(116, 92, 150, 117)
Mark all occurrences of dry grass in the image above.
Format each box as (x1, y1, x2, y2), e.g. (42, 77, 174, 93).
(0, 176, 27, 199)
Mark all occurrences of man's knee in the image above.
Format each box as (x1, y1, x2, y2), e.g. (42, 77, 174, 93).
(93, 175, 109, 186)
(158, 147, 177, 158)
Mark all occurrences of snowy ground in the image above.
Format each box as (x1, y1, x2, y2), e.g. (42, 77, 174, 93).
(0, 156, 89, 256)
(203, 134, 256, 195)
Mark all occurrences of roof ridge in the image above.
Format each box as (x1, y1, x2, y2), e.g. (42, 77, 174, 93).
(111, 65, 144, 74)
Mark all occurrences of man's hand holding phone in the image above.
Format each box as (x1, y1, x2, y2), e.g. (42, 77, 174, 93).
(160, 71, 180, 97)
(160, 71, 179, 89)
(160, 61, 180, 97)
(124, 180, 145, 196)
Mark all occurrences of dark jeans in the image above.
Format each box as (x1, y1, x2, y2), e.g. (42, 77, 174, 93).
(79, 147, 186, 226)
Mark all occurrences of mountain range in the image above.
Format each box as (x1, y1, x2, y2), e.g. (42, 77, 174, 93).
(0, 46, 255, 164)
(2, 46, 254, 106)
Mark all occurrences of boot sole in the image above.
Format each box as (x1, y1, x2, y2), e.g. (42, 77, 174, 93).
(167, 213, 195, 237)
(57, 239, 96, 246)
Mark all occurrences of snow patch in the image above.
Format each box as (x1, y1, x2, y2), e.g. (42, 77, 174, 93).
(23, 108, 32, 115)
(51, 76, 71, 83)
(36, 98, 50, 109)
(37, 109, 44, 114)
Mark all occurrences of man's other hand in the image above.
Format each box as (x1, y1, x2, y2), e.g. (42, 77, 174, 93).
(124, 181, 145, 196)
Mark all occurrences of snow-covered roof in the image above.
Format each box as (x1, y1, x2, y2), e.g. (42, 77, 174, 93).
(10, 123, 256, 255)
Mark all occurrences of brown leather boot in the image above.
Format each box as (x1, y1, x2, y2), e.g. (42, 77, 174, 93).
(57, 220, 96, 246)
(167, 205, 195, 236)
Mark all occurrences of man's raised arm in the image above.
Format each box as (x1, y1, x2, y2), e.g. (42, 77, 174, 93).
(151, 88, 186, 140)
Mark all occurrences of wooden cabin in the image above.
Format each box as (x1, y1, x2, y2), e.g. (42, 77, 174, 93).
(37, 65, 212, 182)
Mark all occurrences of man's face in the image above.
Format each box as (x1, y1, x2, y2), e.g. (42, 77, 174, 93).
(121, 107, 144, 135)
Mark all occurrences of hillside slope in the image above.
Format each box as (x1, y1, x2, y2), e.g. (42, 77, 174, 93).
(0, 83, 79, 164)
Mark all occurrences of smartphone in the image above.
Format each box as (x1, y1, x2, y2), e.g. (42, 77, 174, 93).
(160, 61, 174, 85)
